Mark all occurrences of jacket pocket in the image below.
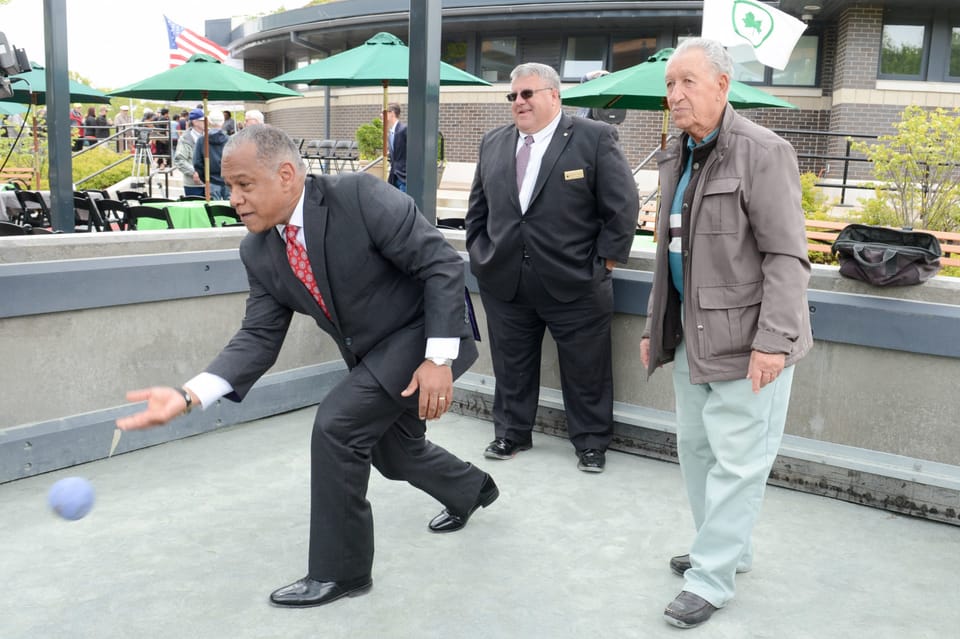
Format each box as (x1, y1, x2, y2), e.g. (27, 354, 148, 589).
(696, 177, 740, 235)
(695, 281, 762, 358)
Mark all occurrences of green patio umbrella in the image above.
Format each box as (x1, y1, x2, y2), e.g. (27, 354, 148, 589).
(110, 53, 301, 199)
(561, 49, 797, 112)
(5, 65, 112, 188)
(0, 102, 28, 116)
(271, 32, 491, 180)
(562, 48, 796, 151)
(562, 49, 796, 240)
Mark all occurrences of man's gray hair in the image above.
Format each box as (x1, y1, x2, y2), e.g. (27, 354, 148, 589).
(510, 62, 561, 91)
(224, 125, 306, 176)
(244, 109, 265, 124)
(671, 38, 734, 78)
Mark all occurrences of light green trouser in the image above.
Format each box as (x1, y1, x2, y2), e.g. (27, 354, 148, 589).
(672, 339, 795, 607)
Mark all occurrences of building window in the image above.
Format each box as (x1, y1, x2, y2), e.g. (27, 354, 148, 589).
(561, 36, 606, 80)
(480, 37, 517, 83)
(951, 27, 960, 78)
(879, 23, 926, 78)
(772, 35, 819, 86)
(442, 39, 468, 71)
(611, 36, 658, 71)
(731, 35, 820, 86)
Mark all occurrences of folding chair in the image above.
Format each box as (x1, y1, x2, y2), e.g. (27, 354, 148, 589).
(13, 190, 51, 228)
(125, 205, 174, 230)
(72, 195, 109, 232)
(205, 202, 243, 227)
(94, 199, 131, 231)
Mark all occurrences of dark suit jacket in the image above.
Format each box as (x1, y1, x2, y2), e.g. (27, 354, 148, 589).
(206, 172, 478, 404)
(388, 121, 407, 186)
(465, 113, 638, 303)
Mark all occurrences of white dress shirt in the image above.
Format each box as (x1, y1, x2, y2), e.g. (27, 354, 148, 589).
(517, 110, 562, 214)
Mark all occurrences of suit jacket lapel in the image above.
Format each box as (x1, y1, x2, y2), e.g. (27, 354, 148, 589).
(529, 114, 573, 207)
(302, 177, 340, 330)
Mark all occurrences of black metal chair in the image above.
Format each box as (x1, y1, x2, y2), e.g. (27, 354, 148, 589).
(0, 221, 53, 235)
(0, 220, 31, 235)
(13, 190, 51, 228)
(334, 140, 359, 172)
(94, 199, 130, 231)
(114, 190, 145, 205)
(139, 197, 174, 204)
(179, 195, 207, 202)
(205, 202, 242, 227)
(72, 195, 109, 232)
(436, 218, 466, 230)
(125, 205, 174, 230)
(301, 139, 325, 173)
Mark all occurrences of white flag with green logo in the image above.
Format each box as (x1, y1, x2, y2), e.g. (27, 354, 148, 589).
(701, 0, 807, 70)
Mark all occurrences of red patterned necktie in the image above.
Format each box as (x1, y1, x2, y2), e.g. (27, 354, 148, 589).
(284, 224, 331, 320)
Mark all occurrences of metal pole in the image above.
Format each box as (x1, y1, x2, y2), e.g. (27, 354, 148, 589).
(43, 0, 73, 232)
(407, 0, 441, 223)
(840, 138, 851, 205)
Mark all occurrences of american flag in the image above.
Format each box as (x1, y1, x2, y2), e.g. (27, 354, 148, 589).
(165, 15, 229, 67)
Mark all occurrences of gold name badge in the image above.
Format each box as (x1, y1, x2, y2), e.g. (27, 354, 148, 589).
(564, 169, 585, 180)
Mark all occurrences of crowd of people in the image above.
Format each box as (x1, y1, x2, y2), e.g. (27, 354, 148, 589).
(114, 38, 811, 631)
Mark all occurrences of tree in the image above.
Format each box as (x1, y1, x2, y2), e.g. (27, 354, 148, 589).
(852, 106, 960, 232)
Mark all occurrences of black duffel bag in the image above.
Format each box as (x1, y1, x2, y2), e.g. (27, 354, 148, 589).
(831, 223, 941, 286)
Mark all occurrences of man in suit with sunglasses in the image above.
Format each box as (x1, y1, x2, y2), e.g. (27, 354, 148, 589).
(466, 62, 638, 473)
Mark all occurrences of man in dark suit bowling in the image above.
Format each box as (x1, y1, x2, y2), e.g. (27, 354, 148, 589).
(117, 125, 497, 608)
(466, 62, 638, 473)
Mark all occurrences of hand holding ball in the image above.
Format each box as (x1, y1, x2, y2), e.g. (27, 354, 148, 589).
(48, 477, 95, 520)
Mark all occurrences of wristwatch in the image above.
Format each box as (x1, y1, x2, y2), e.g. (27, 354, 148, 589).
(428, 357, 453, 367)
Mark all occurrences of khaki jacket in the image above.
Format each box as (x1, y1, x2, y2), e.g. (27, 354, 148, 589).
(643, 106, 813, 383)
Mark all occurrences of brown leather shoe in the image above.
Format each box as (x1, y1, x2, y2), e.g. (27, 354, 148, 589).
(663, 591, 718, 628)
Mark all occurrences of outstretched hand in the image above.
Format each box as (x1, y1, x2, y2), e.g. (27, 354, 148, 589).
(116, 386, 190, 431)
(401, 361, 454, 420)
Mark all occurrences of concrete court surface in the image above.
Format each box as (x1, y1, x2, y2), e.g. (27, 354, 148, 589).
(1, 408, 957, 639)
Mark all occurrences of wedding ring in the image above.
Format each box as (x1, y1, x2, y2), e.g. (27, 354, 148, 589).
(438, 396, 446, 402)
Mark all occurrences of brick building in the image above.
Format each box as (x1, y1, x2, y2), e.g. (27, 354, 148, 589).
(215, 0, 960, 180)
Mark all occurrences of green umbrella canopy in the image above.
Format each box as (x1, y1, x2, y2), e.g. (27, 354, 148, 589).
(0, 102, 28, 116)
(109, 53, 302, 101)
(6, 64, 111, 105)
(561, 49, 797, 111)
(110, 53, 301, 200)
(271, 32, 489, 180)
(270, 32, 491, 87)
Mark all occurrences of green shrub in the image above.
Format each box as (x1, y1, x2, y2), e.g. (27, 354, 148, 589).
(356, 118, 383, 160)
(850, 106, 960, 231)
(800, 172, 833, 219)
(73, 146, 132, 190)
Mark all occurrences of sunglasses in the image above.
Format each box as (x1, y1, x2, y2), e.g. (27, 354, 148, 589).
(506, 87, 553, 102)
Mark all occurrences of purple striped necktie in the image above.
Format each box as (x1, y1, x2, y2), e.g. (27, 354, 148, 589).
(516, 134, 534, 191)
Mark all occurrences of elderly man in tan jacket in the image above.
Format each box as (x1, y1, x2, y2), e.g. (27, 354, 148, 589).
(640, 38, 813, 629)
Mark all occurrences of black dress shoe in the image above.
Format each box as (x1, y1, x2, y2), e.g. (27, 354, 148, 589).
(484, 437, 531, 460)
(670, 554, 752, 577)
(576, 448, 606, 473)
(663, 590, 718, 628)
(269, 576, 372, 608)
(428, 474, 499, 533)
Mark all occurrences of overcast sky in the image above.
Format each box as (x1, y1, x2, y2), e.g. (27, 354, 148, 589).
(0, 0, 291, 89)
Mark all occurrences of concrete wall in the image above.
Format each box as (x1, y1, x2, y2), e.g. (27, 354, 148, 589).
(2, 230, 959, 522)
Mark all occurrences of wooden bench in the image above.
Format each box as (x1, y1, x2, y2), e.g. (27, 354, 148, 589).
(0, 167, 37, 189)
(638, 213, 960, 268)
(805, 219, 960, 268)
